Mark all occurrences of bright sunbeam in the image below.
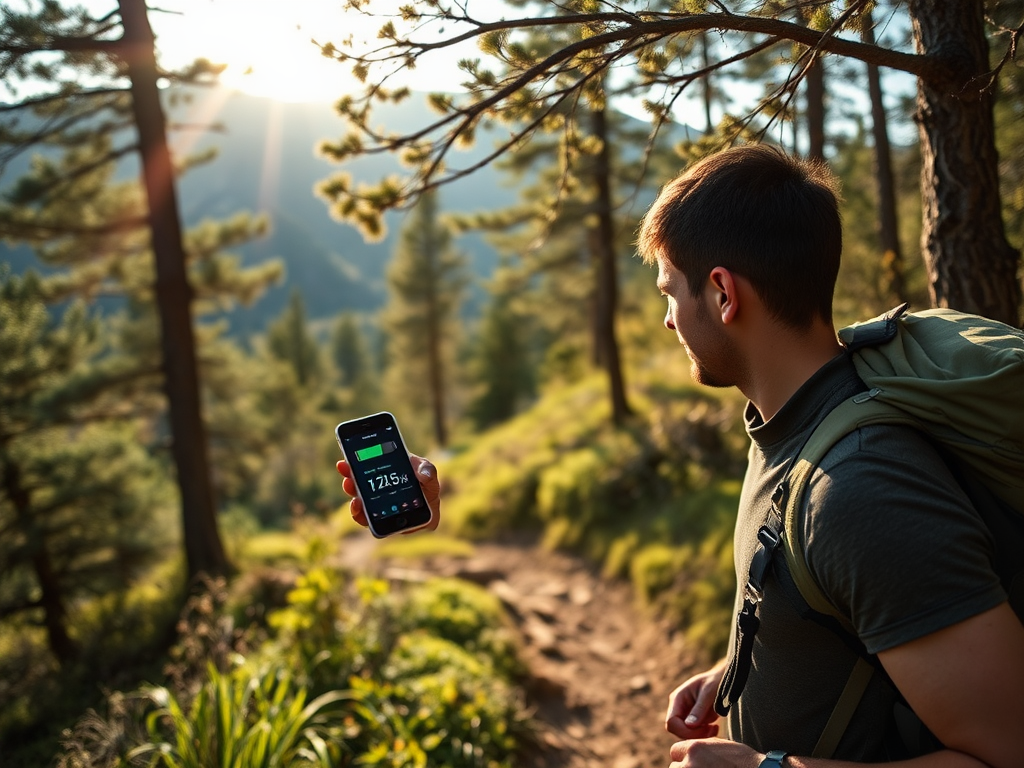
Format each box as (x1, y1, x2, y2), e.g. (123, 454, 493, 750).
(153, 0, 464, 103)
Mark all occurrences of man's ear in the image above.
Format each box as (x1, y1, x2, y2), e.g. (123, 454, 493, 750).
(707, 266, 739, 324)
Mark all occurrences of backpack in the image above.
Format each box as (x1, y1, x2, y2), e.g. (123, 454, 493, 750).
(715, 303, 1024, 758)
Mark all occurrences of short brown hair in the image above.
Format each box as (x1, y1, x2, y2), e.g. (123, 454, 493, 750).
(637, 144, 842, 328)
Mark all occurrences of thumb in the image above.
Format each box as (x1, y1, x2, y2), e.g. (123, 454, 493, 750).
(685, 679, 719, 727)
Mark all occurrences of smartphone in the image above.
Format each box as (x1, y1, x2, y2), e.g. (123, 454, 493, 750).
(334, 411, 433, 538)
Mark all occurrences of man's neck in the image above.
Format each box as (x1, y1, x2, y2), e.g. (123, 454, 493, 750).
(739, 320, 844, 422)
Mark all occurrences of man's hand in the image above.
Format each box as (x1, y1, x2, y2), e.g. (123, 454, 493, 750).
(336, 454, 440, 533)
(668, 738, 761, 768)
(666, 658, 728, 739)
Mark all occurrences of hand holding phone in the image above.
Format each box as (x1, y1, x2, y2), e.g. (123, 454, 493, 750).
(335, 412, 439, 537)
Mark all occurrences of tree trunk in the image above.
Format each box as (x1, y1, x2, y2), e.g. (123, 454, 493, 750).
(797, 9, 826, 162)
(590, 105, 632, 426)
(804, 57, 826, 161)
(2, 456, 77, 665)
(701, 33, 714, 135)
(426, 283, 448, 449)
(118, 0, 230, 579)
(862, 7, 905, 305)
(911, 0, 1022, 325)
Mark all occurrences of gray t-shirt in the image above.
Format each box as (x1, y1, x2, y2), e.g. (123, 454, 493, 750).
(725, 353, 1005, 760)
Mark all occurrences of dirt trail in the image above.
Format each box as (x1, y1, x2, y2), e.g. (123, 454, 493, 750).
(347, 536, 706, 768)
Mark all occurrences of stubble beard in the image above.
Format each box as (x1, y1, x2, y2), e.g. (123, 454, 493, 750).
(685, 303, 740, 389)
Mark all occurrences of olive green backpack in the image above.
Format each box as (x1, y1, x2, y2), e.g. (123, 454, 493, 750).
(716, 303, 1024, 758)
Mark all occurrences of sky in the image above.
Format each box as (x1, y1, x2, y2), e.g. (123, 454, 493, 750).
(151, 0, 478, 103)
(3, 0, 916, 144)
(148, 1, 916, 142)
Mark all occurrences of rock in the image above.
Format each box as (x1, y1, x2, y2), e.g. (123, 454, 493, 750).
(534, 579, 570, 598)
(451, 564, 506, 584)
(628, 675, 651, 693)
(381, 566, 431, 582)
(523, 594, 560, 622)
(569, 584, 594, 606)
(524, 616, 559, 652)
(488, 579, 525, 617)
(566, 722, 588, 740)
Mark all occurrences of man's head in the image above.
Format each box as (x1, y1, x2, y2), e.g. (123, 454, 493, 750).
(637, 144, 842, 329)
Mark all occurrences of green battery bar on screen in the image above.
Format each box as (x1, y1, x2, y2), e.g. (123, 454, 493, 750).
(355, 440, 397, 461)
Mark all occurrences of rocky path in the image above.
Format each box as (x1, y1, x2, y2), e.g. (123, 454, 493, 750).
(355, 537, 707, 768)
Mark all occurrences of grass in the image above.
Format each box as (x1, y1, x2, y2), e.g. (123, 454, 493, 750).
(434, 354, 747, 659)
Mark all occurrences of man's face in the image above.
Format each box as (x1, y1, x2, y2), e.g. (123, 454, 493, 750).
(656, 255, 740, 389)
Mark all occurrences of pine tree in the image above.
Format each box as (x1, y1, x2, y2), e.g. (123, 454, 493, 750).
(319, 0, 1023, 325)
(0, 270, 173, 664)
(331, 313, 370, 388)
(381, 191, 465, 449)
(1, 0, 280, 579)
(860, 4, 906, 304)
(267, 289, 322, 388)
(468, 265, 535, 429)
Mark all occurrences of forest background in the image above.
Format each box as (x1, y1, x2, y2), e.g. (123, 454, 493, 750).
(2, 0, 1023, 766)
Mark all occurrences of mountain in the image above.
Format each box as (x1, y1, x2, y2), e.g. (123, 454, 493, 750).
(2, 86, 693, 336)
(168, 87, 522, 334)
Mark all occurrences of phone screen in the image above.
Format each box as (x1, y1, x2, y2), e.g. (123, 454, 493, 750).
(335, 412, 432, 537)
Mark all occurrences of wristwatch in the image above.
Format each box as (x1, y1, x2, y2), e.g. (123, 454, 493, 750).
(758, 750, 788, 768)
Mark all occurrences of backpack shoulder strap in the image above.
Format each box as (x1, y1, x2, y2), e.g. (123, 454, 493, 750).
(781, 392, 918, 628)
(780, 392, 919, 759)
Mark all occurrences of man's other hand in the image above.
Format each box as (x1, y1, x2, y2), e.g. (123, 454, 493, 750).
(666, 658, 728, 739)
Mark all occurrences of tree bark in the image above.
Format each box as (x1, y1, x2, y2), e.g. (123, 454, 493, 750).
(701, 33, 714, 135)
(862, 8, 905, 305)
(118, 0, 230, 578)
(911, 0, 1021, 325)
(426, 272, 448, 449)
(804, 58, 826, 161)
(590, 105, 632, 426)
(1, 456, 77, 665)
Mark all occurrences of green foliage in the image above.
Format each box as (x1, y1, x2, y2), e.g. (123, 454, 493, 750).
(381, 190, 467, 449)
(829, 126, 928, 323)
(466, 266, 535, 430)
(132, 664, 352, 768)
(51, 561, 528, 767)
(266, 289, 322, 389)
(630, 527, 736, 661)
(441, 360, 746, 643)
(0, 270, 178, 665)
(401, 578, 521, 677)
(373, 533, 475, 561)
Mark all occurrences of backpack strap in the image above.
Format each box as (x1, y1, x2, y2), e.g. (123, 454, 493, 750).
(781, 391, 922, 758)
(780, 392, 918, 626)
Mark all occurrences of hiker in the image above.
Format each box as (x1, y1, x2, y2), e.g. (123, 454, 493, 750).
(638, 144, 1024, 768)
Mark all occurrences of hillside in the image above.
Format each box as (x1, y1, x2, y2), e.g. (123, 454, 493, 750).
(170, 87, 526, 335)
(1, 85, 694, 336)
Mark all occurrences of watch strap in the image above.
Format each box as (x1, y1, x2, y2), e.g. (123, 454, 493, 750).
(759, 750, 788, 768)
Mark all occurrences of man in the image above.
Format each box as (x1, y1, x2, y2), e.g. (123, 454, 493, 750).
(338, 144, 1024, 768)
(637, 145, 1024, 768)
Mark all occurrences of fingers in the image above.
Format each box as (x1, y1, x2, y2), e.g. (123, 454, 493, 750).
(336, 460, 367, 528)
(336, 456, 441, 532)
(665, 673, 720, 739)
(350, 498, 367, 527)
(408, 454, 441, 532)
(666, 717, 719, 740)
(687, 671, 721, 728)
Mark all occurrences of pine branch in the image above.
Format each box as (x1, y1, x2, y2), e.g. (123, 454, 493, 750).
(0, 217, 149, 239)
(0, 87, 128, 113)
(8, 142, 139, 205)
(0, 36, 125, 56)
(341, 10, 944, 83)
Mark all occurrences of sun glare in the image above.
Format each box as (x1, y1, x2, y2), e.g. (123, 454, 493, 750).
(154, 1, 438, 103)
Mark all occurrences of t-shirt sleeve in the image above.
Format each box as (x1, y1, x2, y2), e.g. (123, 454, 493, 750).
(801, 424, 1007, 655)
